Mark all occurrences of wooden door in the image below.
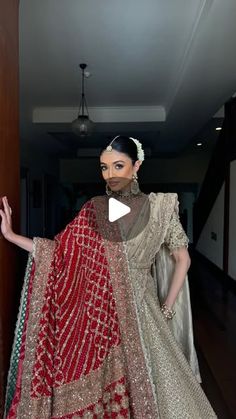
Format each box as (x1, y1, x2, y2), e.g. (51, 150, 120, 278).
(0, 0, 20, 415)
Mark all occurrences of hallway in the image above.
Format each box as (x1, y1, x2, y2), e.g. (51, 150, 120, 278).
(190, 251, 236, 419)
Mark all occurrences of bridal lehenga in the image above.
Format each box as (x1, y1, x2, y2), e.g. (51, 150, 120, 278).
(5, 193, 216, 418)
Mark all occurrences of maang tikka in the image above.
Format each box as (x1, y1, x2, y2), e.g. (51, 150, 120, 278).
(105, 136, 119, 153)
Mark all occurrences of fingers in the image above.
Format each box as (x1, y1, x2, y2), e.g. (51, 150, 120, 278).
(0, 209, 7, 225)
(2, 196, 12, 224)
(2, 196, 10, 211)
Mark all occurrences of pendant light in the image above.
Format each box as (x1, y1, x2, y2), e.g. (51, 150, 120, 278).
(72, 63, 94, 137)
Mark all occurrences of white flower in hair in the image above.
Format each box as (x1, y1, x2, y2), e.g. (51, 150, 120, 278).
(129, 137, 145, 161)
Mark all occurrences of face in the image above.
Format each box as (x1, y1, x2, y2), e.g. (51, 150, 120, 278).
(100, 149, 141, 192)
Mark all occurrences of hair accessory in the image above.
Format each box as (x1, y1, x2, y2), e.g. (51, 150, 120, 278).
(105, 135, 145, 161)
(129, 137, 145, 161)
(106, 136, 119, 152)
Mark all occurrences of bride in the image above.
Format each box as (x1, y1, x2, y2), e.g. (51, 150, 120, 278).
(0, 135, 216, 418)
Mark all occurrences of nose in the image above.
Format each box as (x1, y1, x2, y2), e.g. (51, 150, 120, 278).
(107, 166, 114, 179)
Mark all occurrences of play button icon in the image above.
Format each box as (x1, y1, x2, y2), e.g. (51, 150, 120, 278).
(108, 198, 131, 222)
(91, 179, 151, 242)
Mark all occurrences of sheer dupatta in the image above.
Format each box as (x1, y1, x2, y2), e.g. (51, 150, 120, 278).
(152, 245, 201, 382)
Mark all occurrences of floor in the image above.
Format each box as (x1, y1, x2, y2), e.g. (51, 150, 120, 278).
(189, 251, 236, 419)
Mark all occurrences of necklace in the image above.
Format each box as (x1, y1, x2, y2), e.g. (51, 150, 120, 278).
(106, 182, 142, 197)
(109, 190, 144, 199)
(111, 191, 142, 197)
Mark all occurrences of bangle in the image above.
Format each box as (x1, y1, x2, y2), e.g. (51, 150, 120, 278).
(161, 303, 176, 320)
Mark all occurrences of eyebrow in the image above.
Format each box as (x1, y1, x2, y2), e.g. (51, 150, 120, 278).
(100, 160, 126, 165)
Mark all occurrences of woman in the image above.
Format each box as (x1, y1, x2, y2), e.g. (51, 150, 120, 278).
(0, 136, 216, 418)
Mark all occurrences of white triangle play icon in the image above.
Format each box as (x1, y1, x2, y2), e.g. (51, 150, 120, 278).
(108, 198, 131, 222)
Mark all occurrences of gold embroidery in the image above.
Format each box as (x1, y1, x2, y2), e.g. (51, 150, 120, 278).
(93, 196, 159, 419)
(164, 209, 189, 252)
(13, 195, 216, 419)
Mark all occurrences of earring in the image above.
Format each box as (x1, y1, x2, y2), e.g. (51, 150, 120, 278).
(106, 183, 112, 196)
(131, 173, 140, 195)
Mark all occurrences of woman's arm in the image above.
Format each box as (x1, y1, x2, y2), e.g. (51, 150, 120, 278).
(163, 246, 191, 310)
(0, 196, 33, 252)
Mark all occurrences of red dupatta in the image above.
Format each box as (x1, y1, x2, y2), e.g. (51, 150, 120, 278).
(5, 198, 158, 418)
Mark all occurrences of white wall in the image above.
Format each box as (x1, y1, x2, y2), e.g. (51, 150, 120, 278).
(228, 160, 236, 280)
(196, 185, 225, 269)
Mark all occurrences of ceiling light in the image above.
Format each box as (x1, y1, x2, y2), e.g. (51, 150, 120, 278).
(215, 127, 222, 131)
(71, 63, 94, 137)
(197, 142, 202, 147)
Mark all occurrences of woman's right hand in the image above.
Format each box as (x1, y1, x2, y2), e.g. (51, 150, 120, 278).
(0, 196, 33, 252)
(0, 196, 14, 241)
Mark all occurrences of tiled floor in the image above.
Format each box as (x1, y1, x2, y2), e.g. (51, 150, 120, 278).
(189, 251, 236, 419)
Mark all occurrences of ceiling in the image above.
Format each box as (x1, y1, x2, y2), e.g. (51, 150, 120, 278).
(19, 0, 236, 157)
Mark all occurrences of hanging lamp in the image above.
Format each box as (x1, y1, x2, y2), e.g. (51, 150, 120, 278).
(72, 63, 93, 137)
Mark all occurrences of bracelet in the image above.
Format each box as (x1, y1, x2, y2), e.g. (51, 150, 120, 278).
(161, 303, 176, 320)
